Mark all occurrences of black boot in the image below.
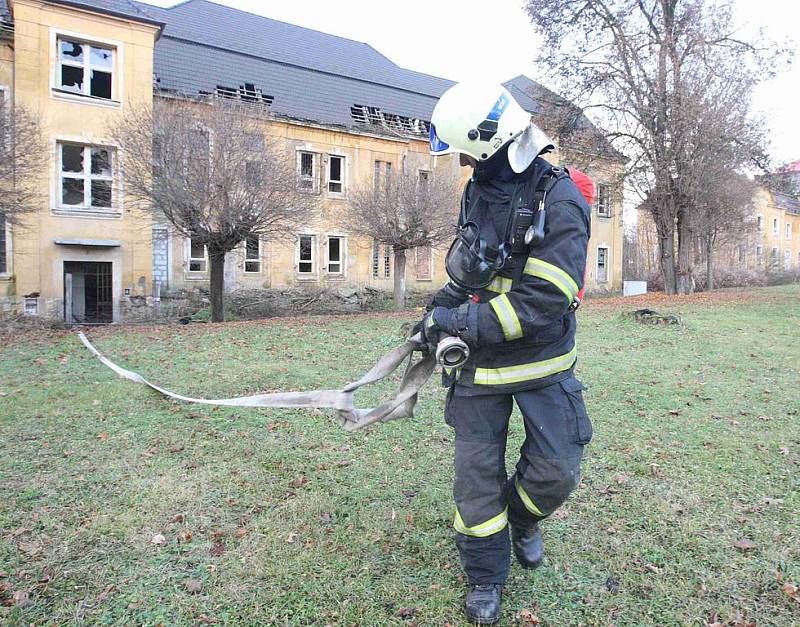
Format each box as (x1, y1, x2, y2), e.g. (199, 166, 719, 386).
(511, 522, 543, 569)
(465, 584, 502, 625)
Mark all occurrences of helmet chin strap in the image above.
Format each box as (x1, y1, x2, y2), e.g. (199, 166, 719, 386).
(507, 123, 556, 173)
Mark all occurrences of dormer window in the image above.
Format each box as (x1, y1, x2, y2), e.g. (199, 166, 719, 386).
(58, 38, 114, 100)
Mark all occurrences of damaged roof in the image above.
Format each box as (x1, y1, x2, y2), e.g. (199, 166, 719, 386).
(774, 191, 800, 215)
(3, 0, 164, 27)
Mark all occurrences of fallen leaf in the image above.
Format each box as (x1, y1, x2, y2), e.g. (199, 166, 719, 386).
(18, 541, 41, 556)
(733, 538, 755, 551)
(12, 590, 31, 608)
(210, 542, 225, 557)
(782, 582, 799, 602)
(184, 579, 203, 594)
(668, 409, 681, 416)
(518, 609, 541, 625)
(235, 527, 247, 538)
(286, 532, 299, 543)
(290, 474, 310, 488)
(177, 531, 193, 544)
(92, 399, 101, 406)
(395, 606, 417, 619)
(779, 446, 790, 455)
(168, 444, 185, 453)
(150, 533, 167, 545)
(612, 474, 629, 485)
(96, 432, 109, 441)
(171, 513, 186, 523)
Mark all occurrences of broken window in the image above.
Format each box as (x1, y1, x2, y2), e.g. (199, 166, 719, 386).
(596, 184, 611, 217)
(372, 241, 391, 279)
(297, 235, 315, 274)
(327, 236, 344, 274)
(244, 235, 261, 273)
(328, 155, 344, 193)
(215, 84, 274, 108)
(756, 215, 763, 232)
(298, 151, 319, 192)
(59, 143, 115, 210)
(0, 215, 7, 274)
(772, 218, 778, 235)
(188, 238, 207, 272)
(415, 246, 432, 280)
(374, 161, 392, 194)
(245, 160, 263, 187)
(786, 223, 792, 239)
(58, 38, 114, 100)
(597, 247, 608, 283)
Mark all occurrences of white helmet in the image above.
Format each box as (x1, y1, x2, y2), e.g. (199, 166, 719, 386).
(429, 81, 555, 173)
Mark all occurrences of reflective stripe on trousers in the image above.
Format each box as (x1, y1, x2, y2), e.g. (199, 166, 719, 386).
(454, 508, 508, 537)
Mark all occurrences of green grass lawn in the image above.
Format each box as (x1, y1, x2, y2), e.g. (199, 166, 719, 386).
(1, 286, 799, 626)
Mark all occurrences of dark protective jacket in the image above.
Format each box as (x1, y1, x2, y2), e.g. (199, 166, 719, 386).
(431, 155, 591, 395)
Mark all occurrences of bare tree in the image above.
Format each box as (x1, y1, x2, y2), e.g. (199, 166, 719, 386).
(111, 97, 315, 322)
(0, 105, 46, 225)
(345, 166, 461, 309)
(524, 0, 785, 294)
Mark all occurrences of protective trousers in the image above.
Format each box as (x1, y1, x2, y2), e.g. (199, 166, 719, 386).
(445, 375, 592, 585)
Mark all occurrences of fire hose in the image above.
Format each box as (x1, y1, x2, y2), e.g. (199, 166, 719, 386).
(78, 331, 469, 432)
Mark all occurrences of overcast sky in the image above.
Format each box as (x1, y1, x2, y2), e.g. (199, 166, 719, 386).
(146, 0, 799, 165)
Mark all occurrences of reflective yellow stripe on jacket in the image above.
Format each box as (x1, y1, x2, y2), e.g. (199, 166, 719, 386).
(473, 346, 578, 386)
(524, 258, 579, 302)
(453, 508, 508, 537)
(485, 275, 513, 294)
(489, 294, 523, 341)
(515, 477, 545, 517)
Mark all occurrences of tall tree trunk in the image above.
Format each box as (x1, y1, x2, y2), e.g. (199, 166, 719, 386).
(676, 208, 694, 294)
(706, 234, 714, 291)
(208, 247, 226, 323)
(393, 248, 406, 311)
(659, 232, 678, 295)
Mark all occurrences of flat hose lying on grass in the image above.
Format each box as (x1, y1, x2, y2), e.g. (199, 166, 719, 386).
(78, 332, 438, 432)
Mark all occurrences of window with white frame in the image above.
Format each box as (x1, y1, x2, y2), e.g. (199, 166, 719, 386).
(59, 143, 115, 211)
(188, 238, 207, 272)
(596, 184, 611, 217)
(771, 247, 778, 266)
(756, 245, 763, 263)
(756, 215, 763, 232)
(737, 245, 744, 266)
(787, 223, 792, 239)
(328, 155, 345, 194)
(297, 151, 319, 192)
(244, 235, 261, 273)
(785, 249, 791, 268)
(597, 246, 609, 283)
(297, 234, 315, 274)
(0, 215, 7, 275)
(57, 37, 114, 100)
(326, 235, 344, 274)
(772, 218, 779, 235)
(415, 246, 432, 280)
(372, 241, 391, 278)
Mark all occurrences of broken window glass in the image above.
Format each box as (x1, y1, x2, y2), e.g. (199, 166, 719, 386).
(60, 40, 84, 62)
(328, 156, 343, 193)
(245, 235, 260, 272)
(90, 46, 113, 69)
(62, 144, 84, 173)
(298, 235, 313, 273)
(189, 238, 207, 272)
(61, 65, 84, 93)
(245, 161, 262, 187)
(298, 152, 315, 190)
(91, 148, 111, 176)
(90, 70, 112, 99)
(327, 236, 343, 274)
(62, 178, 84, 206)
(91, 180, 112, 207)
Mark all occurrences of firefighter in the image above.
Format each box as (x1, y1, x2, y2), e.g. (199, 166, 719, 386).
(420, 82, 593, 624)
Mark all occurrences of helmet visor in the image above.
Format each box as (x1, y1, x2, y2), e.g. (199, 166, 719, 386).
(429, 123, 450, 154)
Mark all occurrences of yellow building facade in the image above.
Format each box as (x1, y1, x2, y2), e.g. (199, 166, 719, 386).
(0, 0, 625, 323)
